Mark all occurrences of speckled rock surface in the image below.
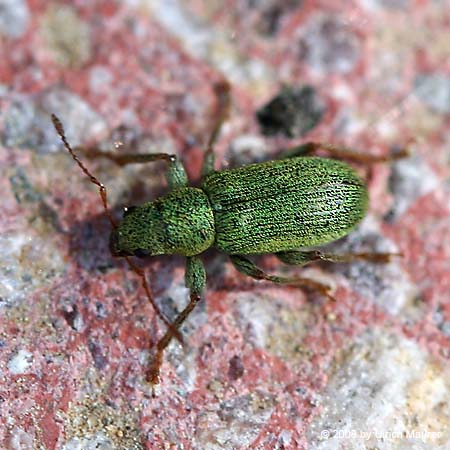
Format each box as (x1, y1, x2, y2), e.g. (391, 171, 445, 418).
(1, 1, 449, 449)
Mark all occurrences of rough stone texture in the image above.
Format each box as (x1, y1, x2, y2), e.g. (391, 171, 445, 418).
(307, 328, 450, 450)
(0, 0, 30, 38)
(414, 74, 450, 115)
(0, 1, 449, 449)
(297, 15, 361, 74)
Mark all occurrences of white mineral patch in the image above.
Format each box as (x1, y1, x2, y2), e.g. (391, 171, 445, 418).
(7, 349, 33, 374)
(228, 134, 269, 166)
(234, 288, 313, 364)
(0, 231, 65, 307)
(0, 0, 30, 38)
(61, 433, 114, 450)
(2, 88, 106, 153)
(194, 391, 276, 449)
(389, 154, 439, 219)
(331, 217, 417, 316)
(9, 427, 34, 450)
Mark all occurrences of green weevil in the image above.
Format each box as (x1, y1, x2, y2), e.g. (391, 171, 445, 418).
(52, 81, 405, 387)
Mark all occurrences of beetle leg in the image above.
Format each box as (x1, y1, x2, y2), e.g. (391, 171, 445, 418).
(230, 255, 333, 299)
(201, 80, 231, 178)
(76, 147, 189, 189)
(277, 250, 403, 265)
(282, 142, 409, 164)
(147, 256, 206, 389)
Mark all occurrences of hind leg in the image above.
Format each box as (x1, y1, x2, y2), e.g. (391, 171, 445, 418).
(230, 255, 333, 299)
(276, 249, 402, 266)
(281, 141, 408, 164)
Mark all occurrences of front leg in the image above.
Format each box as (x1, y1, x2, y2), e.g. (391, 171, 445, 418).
(78, 147, 188, 189)
(147, 256, 206, 388)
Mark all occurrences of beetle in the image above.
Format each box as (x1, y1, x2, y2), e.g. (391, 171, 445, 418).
(52, 81, 405, 388)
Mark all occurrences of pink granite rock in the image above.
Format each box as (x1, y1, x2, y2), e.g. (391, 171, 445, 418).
(0, 1, 449, 449)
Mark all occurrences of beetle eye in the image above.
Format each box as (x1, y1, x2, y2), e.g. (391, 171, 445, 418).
(134, 248, 150, 258)
(123, 206, 137, 217)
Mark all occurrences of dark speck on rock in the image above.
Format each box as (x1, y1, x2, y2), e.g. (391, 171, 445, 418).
(252, 0, 303, 36)
(228, 354, 245, 380)
(257, 85, 325, 138)
(88, 341, 108, 370)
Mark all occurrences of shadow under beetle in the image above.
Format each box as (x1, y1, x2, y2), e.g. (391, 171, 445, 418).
(52, 80, 406, 390)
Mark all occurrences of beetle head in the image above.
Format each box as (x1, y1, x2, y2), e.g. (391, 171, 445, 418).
(109, 202, 166, 258)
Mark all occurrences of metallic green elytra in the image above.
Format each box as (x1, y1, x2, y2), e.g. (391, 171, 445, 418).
(203, 156, 367, 254)
(111, 156, 367, 258)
